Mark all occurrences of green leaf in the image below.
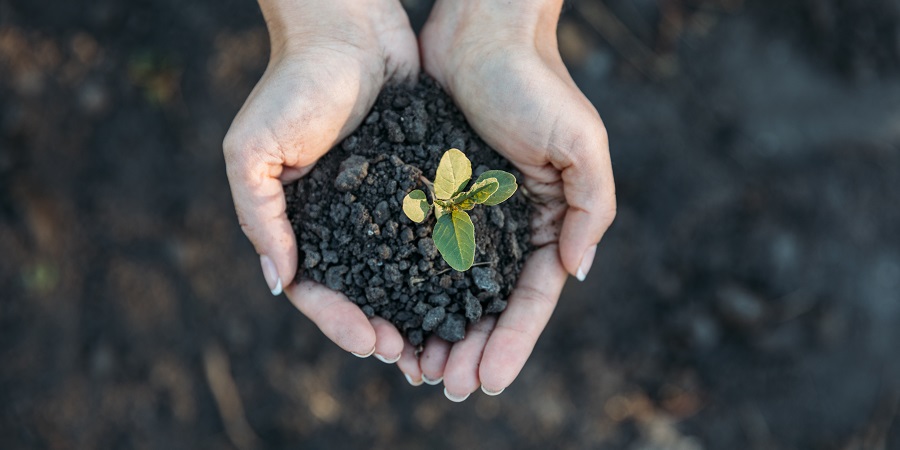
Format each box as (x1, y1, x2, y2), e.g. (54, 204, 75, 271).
(402, 189, 430, 223)
(433, 210, 475, 271)
(474, 170, 517, 205)
(433, 148, 472, 200)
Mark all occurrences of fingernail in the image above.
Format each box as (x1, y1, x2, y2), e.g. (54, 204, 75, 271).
(404, 373, 423, 386)
(260, 255, 283, 295)
(481, 385, 505, 396)
(374, 353, 401, 364)
(576, 245, 597, 282)
(422, 374, 443, 385)
(351, 346, 375, 358)
(444, 387, 470, 403)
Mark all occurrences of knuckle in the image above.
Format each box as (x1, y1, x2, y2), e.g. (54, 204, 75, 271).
(553, 121, 608, 168)
(600, 198, 617, 229)
(583, 125, 609, 162)
(222, 130, 251, 178)
(495, 322, 531, 341)
(237, 218, 254, 234)
(222, 127, 244, 161)
(595, 121, 610, 148)
(516, 283, 557, 315)
(600, 174, 617, 224)
(223, 133, 274, 185)
(312, 300, 342, 326)
(236, 217, 261, 244)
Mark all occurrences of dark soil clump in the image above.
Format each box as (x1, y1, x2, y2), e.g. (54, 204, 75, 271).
(285, 76, 532, 346)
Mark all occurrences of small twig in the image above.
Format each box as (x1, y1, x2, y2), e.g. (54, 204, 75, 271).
(429, 269, 453, 278)
(431, 261, 494, 278)
(203, 344, 261, 450)
(575, 0, 676, 80)
(409, 261, 495, 285)
(519, 184, 536, 203)
(418, 175, 437, 198)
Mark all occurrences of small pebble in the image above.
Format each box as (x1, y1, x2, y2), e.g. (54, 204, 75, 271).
(422, 307, 446, 331)
(464, 292, 483, 322)
(334, 155, 369, 192)
(436, 313, 466, 342)
(429, 293, 451, 307)
(472, 267, 501, 294)
(418, 238, 438, 259)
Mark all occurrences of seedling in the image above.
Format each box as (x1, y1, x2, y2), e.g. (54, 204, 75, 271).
(402, 148, 517, 271)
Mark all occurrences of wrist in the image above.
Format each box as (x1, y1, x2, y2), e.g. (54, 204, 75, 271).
(258, 0, 401, 60)
(422, 0, 564, 88)
(430, 0, 562, 45)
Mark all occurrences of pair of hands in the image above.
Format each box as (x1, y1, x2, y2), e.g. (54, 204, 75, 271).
(223, 0, 616, 401)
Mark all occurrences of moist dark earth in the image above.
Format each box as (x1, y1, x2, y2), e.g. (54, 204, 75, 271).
(285, 78, 531, 345)
(2, 0, 900, 449)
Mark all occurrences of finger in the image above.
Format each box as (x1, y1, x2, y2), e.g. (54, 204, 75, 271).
(553, 118, 617, 280)
(420, 335, 451, 385)
(370, 317, 403, 364)
(223, 134, 297, 294)
(397, 341, 424, 386)
(479, 245, 567, 393)
(284, 281, 376, 356)
(442, 316, 496, 402)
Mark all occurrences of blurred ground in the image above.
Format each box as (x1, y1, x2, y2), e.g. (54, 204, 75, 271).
(2, 0, 900, 449)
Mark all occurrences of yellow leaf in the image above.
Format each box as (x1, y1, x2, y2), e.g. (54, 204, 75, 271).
(433, 149, 471, 200)
(402, 190, 430, 223)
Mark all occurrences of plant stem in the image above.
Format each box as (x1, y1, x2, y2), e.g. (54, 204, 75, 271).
(519, 184, 543, 204)
(430, 261, 494, 278)
(408, 261, 495, 285)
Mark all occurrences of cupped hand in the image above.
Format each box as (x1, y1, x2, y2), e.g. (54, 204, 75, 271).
(398, 0, 617, 399)
(223, 0, 418, 359)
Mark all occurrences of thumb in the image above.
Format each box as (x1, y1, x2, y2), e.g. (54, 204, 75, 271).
(554, 118, 617, 281)
(223, 136, 298, 295)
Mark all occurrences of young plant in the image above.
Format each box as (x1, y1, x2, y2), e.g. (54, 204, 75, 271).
(402, 148, 518, 271)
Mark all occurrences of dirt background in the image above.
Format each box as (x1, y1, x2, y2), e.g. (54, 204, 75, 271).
(2, 0, 899, 449)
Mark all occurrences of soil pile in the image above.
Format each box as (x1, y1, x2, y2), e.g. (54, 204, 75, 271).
(285, 76, 532, 346)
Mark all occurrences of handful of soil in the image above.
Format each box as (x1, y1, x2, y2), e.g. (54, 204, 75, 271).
(285, 76, 532, 346)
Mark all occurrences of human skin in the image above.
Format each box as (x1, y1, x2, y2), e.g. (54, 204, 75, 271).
(223, 0, 616, 401)
(401, 0, 616, 401)
(223, 0, 419, 360)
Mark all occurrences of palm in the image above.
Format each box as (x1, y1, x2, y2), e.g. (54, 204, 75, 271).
(395, 14, 616, 398)
(224, 3, 421, 361)
(230, 33, 419, 182)
(427, 44, 575, 248)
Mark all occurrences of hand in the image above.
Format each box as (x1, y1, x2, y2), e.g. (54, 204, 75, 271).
(223, 0, 419, 359)
(398, 0, 617, 399)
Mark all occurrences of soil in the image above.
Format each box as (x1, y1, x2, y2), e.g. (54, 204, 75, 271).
(284, 77, 532, 346)
(2, 0, 900, 449)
